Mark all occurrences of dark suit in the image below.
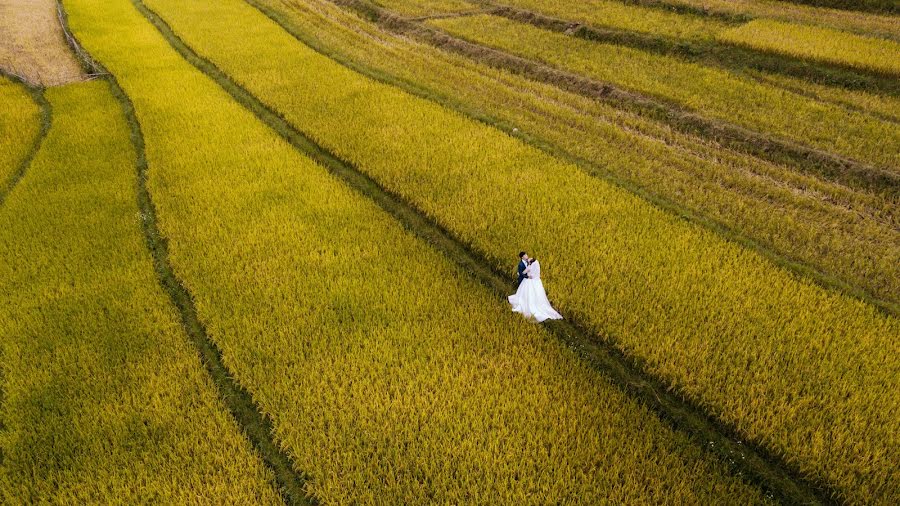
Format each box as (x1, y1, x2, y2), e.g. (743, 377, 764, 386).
(516, 259, 528, 287)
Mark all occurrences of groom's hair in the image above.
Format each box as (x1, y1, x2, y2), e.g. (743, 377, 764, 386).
(519, 251, 527, 258)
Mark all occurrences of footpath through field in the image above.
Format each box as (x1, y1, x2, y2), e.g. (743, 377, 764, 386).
(138, 0, 899, 502)
(61, 0, 773, 503)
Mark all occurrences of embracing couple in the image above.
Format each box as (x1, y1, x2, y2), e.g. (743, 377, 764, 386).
(508, 251, 563, 322)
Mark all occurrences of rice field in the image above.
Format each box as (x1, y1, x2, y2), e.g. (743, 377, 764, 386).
(430, 14, 900, 173)
(2, 0, 898, 503)
(721, 19, 900, 76)
(0, 79, 281, 503)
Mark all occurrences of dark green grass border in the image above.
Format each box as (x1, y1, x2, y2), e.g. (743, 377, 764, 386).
(137, 0, 841, 503)
(481, 2, 900, 94)
(0, 72, 52, 208)
(55, 2, 315, 504)
(247, 0, 898, 317)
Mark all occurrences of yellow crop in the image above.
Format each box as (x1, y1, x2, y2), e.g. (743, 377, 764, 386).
(259, 0, 899, 308)
(0, 80, 282, 504)
(655, 0, 900, 39)
(141, 0, 900, 501)
(749, 69, 900, 122)
(431, 14, 900, 171)
(61, 0, 775, 503)
(721, 19, 900, 76)
(0, 76, 41, 194)
(496, 0, 729, 40)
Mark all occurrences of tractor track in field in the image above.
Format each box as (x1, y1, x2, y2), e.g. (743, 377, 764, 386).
(136, 1, 839, 503)
(0, 73, 51, 208)
(55, 2, 314, 504)
(476, 1, 900, 92)
(327, 0, 900, 201)
(245, 0, 899, 318)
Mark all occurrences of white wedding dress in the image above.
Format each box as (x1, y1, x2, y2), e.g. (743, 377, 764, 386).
(508, 260, 563, 322)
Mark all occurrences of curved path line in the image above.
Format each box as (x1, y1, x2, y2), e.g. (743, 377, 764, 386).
(243, 0, 898, 318)
(55, 2, 314, 504)
(478, 1, 900, 92)
(0, 74, 52, 208)
(135, 1, 838, 503)
(328, 0, 899, 200)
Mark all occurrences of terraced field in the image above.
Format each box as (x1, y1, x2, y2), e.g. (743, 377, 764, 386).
(1, 0, 897, 504)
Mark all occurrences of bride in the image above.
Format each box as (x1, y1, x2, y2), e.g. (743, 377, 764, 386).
(508, 258, 563, 322)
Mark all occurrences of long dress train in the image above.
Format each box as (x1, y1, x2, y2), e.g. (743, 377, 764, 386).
(508, 260, 563, 322)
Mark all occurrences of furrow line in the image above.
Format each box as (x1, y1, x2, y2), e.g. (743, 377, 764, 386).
(245, 0, 898, 318)
(328, 0, 899, 199)
(136, 1, 836, 503)
(56, 2, 314, 503)
(0, 74, 51, 208)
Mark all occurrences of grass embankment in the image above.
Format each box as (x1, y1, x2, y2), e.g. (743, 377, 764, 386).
(430, 15, 900, 174)
(63, 0, 771, 503)
(720, 19, 900, 76)
(143, 0, 900, 501)
(0, 76, 44, 203)
(0, 79, 283, 504)
(260, 0, 899, 312)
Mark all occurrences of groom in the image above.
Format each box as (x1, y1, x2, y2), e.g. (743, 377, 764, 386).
(516, 251, 530, 287)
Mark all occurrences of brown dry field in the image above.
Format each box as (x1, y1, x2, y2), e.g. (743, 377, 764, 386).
(0, 0, 85, 86)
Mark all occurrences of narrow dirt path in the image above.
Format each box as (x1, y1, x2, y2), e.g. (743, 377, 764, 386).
(0, 0, 85, 85)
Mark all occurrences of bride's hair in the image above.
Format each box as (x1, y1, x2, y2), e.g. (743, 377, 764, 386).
(528, 258, 536, 264)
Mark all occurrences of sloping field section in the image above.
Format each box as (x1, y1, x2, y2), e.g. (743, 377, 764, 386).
(140, 0, 900, 501)
(721, 19, 900, 76)
(430, 15, 900, 174)
(0, 79, 282, 503)
(0, 76, 43, 201)
(0, 0, 85, 85)
(258, 0, 899, 317)
(62, 0, 772, 503)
